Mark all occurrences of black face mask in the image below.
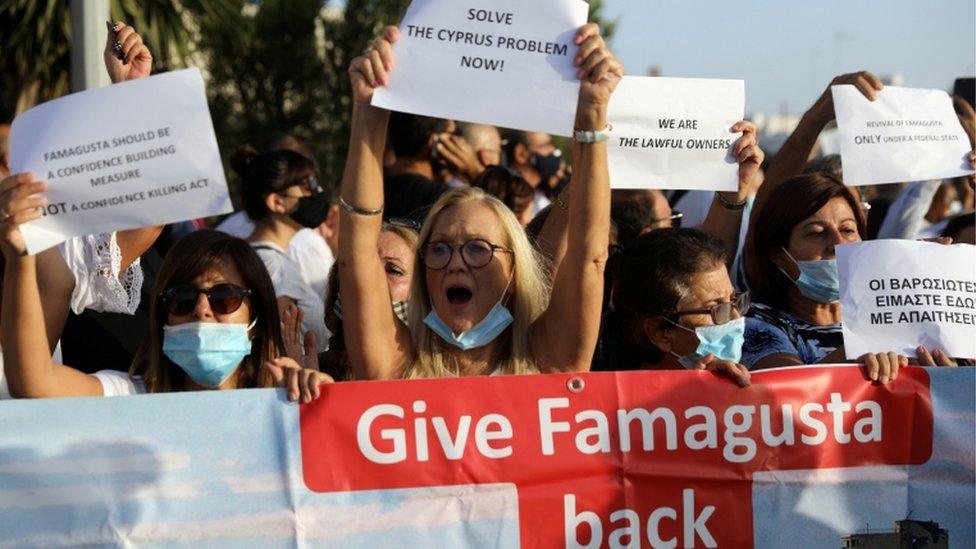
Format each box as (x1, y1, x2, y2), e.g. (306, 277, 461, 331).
(531, 151, 562, 183)
(288, 193, 329, 228)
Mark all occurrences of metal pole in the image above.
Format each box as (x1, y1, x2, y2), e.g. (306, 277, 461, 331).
(70, 0, 111, 92)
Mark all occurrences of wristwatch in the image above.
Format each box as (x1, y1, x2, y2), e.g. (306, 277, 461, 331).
(573, 123, 612, 144)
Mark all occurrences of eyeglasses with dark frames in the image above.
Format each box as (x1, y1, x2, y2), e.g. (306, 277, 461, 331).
(670, 291, 750, 325)
(160, 283, 253, 316)
(420, 239, 513, 270)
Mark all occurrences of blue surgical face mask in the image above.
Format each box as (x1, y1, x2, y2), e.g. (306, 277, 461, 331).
(424, 276, 514, 351)
(668, 317, 745, 369)
(779, 248, 840, 303)
(162, 319, 256, 388)
(424, 303, 513, 351)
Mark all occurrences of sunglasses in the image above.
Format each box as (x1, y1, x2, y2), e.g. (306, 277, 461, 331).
(160, 283, 252, 316)
(670, 291, 750, 325)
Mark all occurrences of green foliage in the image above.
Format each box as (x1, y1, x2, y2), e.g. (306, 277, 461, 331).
(0, 0, 228, 120)
(1, 0, 617, 193)
(588, 0, 618, 43)
(198, 0, 408, 195)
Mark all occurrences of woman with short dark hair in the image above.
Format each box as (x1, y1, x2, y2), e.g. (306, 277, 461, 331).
(741, 173, 951, 377)
(612, 228, 751, 386)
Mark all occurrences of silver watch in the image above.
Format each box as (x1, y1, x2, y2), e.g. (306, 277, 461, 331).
(573, 124, 612, 143)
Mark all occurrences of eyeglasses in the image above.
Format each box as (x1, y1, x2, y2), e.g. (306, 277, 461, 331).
(671, 291, 750, 325)
(160, 283, 252, 316)
(420, 239, 513, 270)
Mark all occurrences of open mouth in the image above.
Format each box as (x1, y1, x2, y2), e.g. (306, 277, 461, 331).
(446, 286, 473, 305)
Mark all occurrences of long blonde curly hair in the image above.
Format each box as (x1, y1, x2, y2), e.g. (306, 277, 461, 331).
(404, 187, 550, 378)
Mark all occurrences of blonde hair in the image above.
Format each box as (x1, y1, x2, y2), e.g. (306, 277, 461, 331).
(405, 187, 550, 378)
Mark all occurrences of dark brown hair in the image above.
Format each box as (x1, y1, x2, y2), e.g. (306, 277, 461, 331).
(231, 148, 316, 222)
(132, 230, 282, 392)
(613, 228, 728, 365)
(744, 173, 866, 309)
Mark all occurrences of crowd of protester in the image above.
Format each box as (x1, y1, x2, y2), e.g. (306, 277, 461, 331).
(0, 21, 973, 403)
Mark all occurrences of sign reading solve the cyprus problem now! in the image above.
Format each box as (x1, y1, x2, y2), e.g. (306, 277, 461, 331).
(9, 68, 233, 254)
(372, 0, 588, 136)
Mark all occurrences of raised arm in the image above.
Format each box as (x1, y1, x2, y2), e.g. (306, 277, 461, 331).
(754, 71, 883, 216)
(532, 24, 621, 373)
(337, 27, 414, 380)
(699, 121, 763, 260)
(105, 22, 163, 268)
(0, 173, 103, 398)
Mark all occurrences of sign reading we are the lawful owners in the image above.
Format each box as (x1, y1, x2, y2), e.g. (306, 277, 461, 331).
(10, 68, 233, 254)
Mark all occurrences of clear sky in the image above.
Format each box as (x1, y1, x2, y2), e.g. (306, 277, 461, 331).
(604, 0, 976, 116)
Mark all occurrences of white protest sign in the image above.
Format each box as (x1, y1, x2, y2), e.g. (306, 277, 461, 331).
(10, 68, 232, 254)
(607, 76, 744, 190)
(832, 85, 974, 186)
(371, 0, 588, 136)
(838, 240, 976, 359)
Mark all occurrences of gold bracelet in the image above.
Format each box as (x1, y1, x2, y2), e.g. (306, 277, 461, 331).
(339, 197, 383, 216)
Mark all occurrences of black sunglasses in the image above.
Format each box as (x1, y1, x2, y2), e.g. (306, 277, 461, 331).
(160, 283, 252, 316)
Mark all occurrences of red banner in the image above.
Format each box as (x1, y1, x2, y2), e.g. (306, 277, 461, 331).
(300, 366, 933, 547)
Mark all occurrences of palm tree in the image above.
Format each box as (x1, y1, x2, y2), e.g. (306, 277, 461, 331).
(0, 0, 235, 120)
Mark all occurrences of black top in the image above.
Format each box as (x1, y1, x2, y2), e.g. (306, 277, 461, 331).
(383, 172, 449, 223)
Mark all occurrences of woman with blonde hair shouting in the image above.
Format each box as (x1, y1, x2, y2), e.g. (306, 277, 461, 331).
(338, 24, 622, 379)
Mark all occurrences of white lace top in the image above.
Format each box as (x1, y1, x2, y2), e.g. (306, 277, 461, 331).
(59, 232, 143, 315)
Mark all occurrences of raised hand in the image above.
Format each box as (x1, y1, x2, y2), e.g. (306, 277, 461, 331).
(348, 26, 399, 106)
(572, 23, 624, 130)
(435, 133, 485, 180)
(103, 21, 153, 84)
(281, 304, 320, 371)
(722, 121, 764, 203)
(813, 71, 884, 123)
(265, 357, 334, 403)
(0, 173, 47, 258)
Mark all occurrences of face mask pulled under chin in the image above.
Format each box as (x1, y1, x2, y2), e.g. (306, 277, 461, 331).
(424, 276, 514, 351)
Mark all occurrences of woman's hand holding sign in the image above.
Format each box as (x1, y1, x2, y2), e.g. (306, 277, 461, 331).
(0, 173, 47, 259)
(103, 21, 153, 84)
(349, 26, 400, 107)
(573, 23, 623, 130)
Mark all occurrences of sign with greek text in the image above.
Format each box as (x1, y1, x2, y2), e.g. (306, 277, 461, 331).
(832, 85, 974, 186)
(838, 240, 976, 359)
(607, 76, 744, 190)
(9, 68, 233, 253)
(1, 367, 972, 547)
(371, 0, 588, 136)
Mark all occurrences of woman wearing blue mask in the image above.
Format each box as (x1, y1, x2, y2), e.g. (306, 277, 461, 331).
(337, 24, 620, 379)
(612, 228, 751, 387)
(0, 198, 331, 402)
(742, 173, 929, 381)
